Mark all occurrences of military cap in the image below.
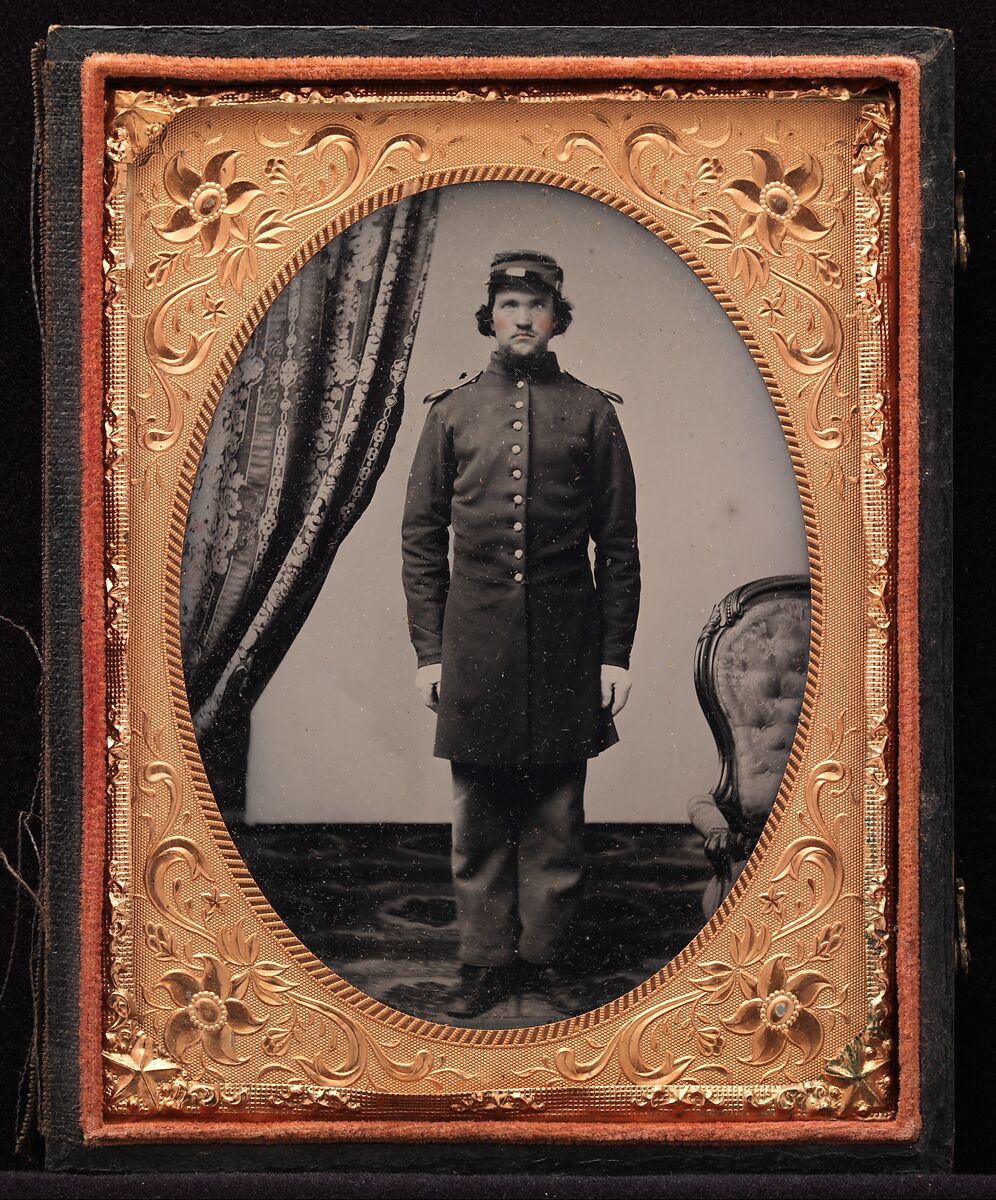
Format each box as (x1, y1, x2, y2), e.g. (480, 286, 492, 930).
(488, 250, 564, 295)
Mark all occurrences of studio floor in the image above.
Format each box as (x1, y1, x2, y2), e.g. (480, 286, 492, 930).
(227, 821, 712, 1027)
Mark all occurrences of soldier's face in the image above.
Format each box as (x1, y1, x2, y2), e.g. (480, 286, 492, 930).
(491, 289, 556, 358)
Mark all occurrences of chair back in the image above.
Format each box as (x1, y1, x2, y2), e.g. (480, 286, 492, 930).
(694, 575, 810, 834)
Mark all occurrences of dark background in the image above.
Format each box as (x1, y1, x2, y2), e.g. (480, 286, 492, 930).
(0, 5, 985, 1194)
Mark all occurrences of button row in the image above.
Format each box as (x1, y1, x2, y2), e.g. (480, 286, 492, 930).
(510, 379, 525, 582)
(511, 386, 526, 539)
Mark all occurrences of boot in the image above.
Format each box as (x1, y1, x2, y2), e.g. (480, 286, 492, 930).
(444, 964, 515, 1019)
(518, 962, 584, 1017)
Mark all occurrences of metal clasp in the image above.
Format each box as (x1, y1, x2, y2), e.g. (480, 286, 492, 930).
(956, 877, 970, 976)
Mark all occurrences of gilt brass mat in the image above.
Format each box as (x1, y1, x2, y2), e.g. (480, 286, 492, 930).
(98, 78, 897, 1132)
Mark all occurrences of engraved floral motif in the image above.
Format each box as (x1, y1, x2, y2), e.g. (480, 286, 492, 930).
(633, 1084, 723, 1114)
(723, 955, 832, 1066)
(690, 919, 771, 1004)
(452, 1089, 546, 1113)
(216, 210, 293, 295)
(725, 150, 831, 256)
(160, 954, 264, 1065)
(271, 1083, 361, 1110)
(745, 1081, 842, 1117)
(215, 920, 296, 1006)
(156, 1075, 250, 1112)
(157, 152, 263, 256)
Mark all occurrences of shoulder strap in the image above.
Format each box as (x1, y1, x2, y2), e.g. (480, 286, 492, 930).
(596, 386, 623, 405)
(562, 371, 623, 404)
(423, 370, 482, 404)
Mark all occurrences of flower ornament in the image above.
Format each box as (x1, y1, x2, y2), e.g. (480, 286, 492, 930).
(725, 150, 831, 256)
(161, 954, 263, 1065)
(690, 917, 771, 1004)
(722, 954, 832, 1066)
(157, 151, 262, 256)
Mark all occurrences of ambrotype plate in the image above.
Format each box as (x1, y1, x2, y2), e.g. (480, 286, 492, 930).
(46, 32, 949, 1153)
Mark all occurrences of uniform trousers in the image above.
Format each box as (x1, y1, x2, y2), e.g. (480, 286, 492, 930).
(450, 760, 586, 967)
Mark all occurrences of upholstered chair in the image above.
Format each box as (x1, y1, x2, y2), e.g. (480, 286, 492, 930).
(687, 576, 810, 918)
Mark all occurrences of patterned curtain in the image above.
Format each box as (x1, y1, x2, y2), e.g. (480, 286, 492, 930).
(181, 191, 439, 811)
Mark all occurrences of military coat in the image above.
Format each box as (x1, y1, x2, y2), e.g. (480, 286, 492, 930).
(402, 350, 640, 764)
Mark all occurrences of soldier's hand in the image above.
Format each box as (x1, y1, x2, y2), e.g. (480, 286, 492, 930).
(600, 665, 632, 716)
(703, 828, 734, 877)
(416, 664, 442, 712)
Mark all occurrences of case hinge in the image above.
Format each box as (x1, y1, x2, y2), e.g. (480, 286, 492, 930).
(956, 876, 970, 976)
(954, 168, 969, 272)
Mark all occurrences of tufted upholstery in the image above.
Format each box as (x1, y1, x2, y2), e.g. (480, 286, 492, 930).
(711, 594, 809, 820)
(687, 577, 810, 917)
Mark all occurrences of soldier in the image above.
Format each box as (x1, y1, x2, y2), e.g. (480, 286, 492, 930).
(402, 251, 640, 1019)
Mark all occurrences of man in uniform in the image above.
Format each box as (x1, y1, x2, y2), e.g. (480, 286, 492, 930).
(402, 250, 640, 1019)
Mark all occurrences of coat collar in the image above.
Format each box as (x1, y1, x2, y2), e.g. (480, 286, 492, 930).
(485, 349, 562, 384)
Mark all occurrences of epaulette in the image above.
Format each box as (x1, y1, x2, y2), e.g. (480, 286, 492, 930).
(563, 372, 623, 404)
(423, 370, 482, 404)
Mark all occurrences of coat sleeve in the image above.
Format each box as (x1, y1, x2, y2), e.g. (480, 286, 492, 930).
(401, 404, 455, 666)
(590, 402, 640, 669)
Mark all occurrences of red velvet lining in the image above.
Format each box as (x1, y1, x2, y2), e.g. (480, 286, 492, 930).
(76, 50, 923, 1146)
(79, 50, 110, 1153)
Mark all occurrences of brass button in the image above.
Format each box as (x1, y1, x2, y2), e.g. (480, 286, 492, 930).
(516, 380, 525, 389)
(513, 521, 523, 531)
(512, 420, 523, 430)
(514, 549, 523, 560)
(513, 494, 523, 505)
(512, 444, 522, 454)
(514, 571, 524, 582)
(512, 468, 522, 479)
(514, 400, 524, 409)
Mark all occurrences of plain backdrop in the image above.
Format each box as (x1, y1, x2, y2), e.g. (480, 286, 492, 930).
(241, 181, 809, 823)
